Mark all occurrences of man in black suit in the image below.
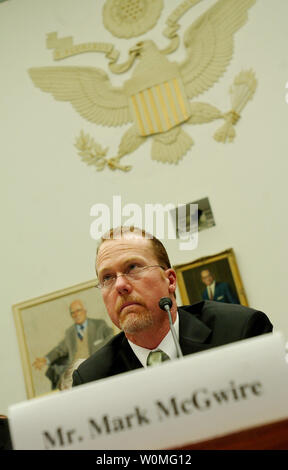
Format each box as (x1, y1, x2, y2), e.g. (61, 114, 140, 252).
(201, 268, 239, 304)
(73, 227, 272, 386)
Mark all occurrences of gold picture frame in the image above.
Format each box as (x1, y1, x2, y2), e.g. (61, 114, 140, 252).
(174, 248, 248, 307)
(13, 279, 118, 399)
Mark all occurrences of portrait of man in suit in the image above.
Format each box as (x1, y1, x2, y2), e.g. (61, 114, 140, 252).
(175, 250, 245, 306)
(200, 268, 240, 304)
(32, 299, 113, 390)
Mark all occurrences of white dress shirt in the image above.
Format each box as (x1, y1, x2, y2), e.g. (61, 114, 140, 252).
(128, 313, 180, 367)
(207, 281, 215, 299)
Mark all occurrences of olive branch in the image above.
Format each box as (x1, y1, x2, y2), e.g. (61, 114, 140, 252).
(74, 130, 131, 171)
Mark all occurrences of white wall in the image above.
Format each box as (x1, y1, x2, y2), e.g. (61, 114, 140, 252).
(1, 0, 288, 414)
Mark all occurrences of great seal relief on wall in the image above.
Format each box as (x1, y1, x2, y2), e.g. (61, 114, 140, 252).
(29, 0, 257, 172)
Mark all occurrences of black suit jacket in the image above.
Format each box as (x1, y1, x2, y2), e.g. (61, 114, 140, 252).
(72, 301, 273, 386)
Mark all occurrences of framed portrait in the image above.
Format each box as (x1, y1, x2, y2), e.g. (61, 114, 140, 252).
(13, 280, 118, 399)
(174, 249, 248, 307)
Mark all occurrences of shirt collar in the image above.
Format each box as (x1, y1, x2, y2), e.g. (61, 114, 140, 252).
(208, 281, 215, 292)
(128, 313, 179, 367)
(76, 319, 88, 331)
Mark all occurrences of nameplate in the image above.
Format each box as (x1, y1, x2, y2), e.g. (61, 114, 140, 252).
(8, 332, 288, 450)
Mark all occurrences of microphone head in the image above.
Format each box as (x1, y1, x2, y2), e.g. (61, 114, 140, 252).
(159, 297, 172, 311)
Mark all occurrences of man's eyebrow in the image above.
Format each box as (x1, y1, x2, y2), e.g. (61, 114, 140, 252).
(98, 256, 146, 275)
(123, 257, 146, 265)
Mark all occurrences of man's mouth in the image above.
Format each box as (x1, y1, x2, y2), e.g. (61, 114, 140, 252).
(119, 302, 141, 313)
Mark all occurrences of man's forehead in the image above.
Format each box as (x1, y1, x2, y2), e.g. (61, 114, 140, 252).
(70, 300, 84, 310)
(96, 235, 154, 269)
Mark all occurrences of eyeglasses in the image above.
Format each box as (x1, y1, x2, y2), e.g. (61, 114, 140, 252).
(70, 308, 84, 315)
(96, 264, 165, 290)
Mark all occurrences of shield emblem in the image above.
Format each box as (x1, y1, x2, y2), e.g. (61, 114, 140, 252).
(127, 77, 191, 136)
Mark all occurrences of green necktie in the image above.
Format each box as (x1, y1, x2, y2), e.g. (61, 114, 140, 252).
(146, 349, 170, 367)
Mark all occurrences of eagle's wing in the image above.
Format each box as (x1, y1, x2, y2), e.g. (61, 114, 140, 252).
(28, 66, 131, 127)
(179, 0, 255, 99)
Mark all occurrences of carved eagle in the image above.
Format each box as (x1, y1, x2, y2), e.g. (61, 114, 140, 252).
(29, 0, 256, 171)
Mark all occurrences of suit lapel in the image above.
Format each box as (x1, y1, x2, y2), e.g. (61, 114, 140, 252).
(118, 334, 143, 372)
(87, 319, 95, 353)
(114, 304, 213, 372)
(178, 306, 213, 355)
(68, 325, 77, 355)
(214, 283, 220, 300)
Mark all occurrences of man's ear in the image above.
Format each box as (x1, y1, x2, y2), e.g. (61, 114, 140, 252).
(167, 269, 177, 293)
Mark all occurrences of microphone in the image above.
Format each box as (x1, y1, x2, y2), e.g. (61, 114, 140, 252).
(159, 297, 183, 358)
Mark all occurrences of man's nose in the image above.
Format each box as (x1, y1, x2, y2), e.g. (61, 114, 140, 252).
(114, 273, 133, 295)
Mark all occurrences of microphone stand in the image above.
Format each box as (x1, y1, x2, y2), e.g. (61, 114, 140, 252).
(159, 297, 183, 359)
